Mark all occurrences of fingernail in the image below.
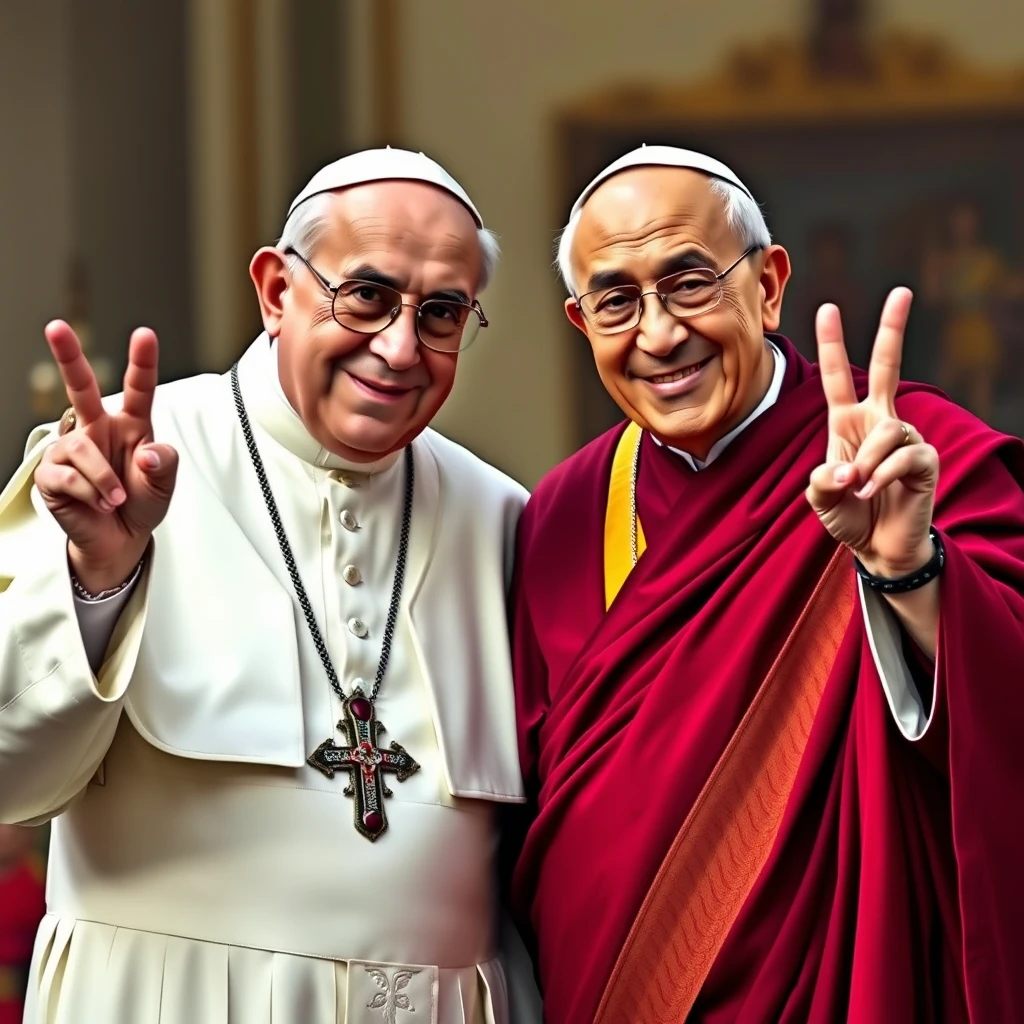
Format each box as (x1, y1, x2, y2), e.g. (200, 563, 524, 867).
(140, 450, 160, 470)
(856, 482, 875, 499)
(109, 487, 126, 505)
(834, 465, 854, 484)
(98, 499, 113, 513)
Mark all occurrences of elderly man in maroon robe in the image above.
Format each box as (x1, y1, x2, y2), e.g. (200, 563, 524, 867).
(509, 146, 1024, 1023)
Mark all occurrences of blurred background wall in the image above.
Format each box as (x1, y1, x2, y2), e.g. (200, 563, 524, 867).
(2, 0, 1023, 491)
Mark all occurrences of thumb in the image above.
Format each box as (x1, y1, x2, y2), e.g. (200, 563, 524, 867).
(133, 443, 179, 497)
(806, 461, 857, 514)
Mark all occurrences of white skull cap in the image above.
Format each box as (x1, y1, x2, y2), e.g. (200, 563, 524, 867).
(569, 144, 754, 220)
(287, 146, 484, 227)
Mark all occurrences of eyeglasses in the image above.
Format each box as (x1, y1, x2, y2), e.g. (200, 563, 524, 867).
(284, 247, 488, 353)
(576, 246, 761, 336)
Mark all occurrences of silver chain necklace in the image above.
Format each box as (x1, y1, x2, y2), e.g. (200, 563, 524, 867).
(230, 363, 420, 842)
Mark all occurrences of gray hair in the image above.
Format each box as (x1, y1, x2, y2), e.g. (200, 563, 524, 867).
(278, 192, 501, 290)
(555, 176, 771, 296)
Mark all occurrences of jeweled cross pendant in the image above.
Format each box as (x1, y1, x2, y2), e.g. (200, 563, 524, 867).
(307, 687, 420, 841)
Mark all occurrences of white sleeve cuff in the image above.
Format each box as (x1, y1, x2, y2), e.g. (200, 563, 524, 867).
(858, 576, 937, 741)
(73, 567, 142, 673)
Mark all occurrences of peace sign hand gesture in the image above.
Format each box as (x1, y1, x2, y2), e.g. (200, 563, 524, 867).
(33, 321, 179, 594)
(805, 288, 939, 578)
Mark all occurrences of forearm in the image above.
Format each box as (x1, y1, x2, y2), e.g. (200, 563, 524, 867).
(881, 577, 939, 661)
(72, 555, 144, 672)
(860, 531, 940, 661)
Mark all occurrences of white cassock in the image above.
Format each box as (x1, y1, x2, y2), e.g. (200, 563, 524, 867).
(0, 335, 541, 1024)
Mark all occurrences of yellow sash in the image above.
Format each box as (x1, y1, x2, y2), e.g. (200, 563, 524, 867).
(604, 421, 646, 609)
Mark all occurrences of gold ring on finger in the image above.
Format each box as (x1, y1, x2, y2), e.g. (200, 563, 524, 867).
(58, 407, 77, 436)
(899, 421, 912, 447)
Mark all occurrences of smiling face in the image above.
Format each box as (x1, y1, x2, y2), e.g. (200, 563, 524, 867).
(251, 180, 483, 462)
(565, 167, 791, 459)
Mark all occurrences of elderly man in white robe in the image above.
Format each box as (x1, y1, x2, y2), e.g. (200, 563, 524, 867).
(0, 148, 539, 1024)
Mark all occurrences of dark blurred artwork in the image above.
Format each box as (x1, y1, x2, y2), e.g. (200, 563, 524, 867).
(809, 0, 873, 80)
(921, 199, 1023, 424)
(795, 223, 869, 366)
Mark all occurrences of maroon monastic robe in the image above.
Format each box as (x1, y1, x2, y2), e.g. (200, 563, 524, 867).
(510, 337, 1024, 1023)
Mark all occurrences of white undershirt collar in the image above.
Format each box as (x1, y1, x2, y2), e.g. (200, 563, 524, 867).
(652, 340, 786, 471)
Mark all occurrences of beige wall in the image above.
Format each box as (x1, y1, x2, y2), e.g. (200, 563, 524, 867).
(345, 0, 1024, 489)
(0, 0, 192, 478)
(0, 0, 72, 473)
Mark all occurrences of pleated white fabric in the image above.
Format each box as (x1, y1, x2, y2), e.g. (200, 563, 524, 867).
(27, 916, 507, 1024)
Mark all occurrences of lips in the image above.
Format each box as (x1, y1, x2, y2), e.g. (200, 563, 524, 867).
(639, 354, 716, 384)
(347, 372, 412, 398)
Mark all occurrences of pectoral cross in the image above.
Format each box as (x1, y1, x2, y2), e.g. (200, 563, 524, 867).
(307, 688, 420, 842)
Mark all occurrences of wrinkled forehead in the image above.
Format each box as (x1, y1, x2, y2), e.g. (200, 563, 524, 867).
(315, 180, 483, 286)
(573, 167, 735, 276)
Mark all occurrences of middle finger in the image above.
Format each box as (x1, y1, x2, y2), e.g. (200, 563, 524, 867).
(850, 418, 915, 495)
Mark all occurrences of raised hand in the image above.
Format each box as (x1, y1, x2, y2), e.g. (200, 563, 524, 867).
(805, 288, 939, 578)
(33, 321, 178, 593)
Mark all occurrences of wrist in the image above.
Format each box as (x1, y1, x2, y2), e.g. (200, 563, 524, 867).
(68, 542, 148, 596)
(854, 527, 945, 597)
(856, 535, 934, 580)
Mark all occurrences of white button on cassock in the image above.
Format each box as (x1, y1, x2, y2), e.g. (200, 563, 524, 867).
(347, 617, 368, 638)
(340, 510, 358, 531)
(342, 564, 362, 586)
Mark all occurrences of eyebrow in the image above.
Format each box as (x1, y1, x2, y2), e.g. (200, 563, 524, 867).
(584, 249, 716, 293)
(347, 264, 471, 304)
(347, 264, 403, 290)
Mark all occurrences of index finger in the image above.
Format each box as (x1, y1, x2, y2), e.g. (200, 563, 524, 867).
(815, 303, 857, 409)
(867, 287, 913, 409)
(44, 320, 106, 427)
(120, 328, 160, 425)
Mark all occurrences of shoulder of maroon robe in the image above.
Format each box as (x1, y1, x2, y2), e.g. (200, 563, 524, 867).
(513, 421, 628, 675)
(508, 421, 629, 943)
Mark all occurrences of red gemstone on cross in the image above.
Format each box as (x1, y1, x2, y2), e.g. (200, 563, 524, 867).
(350, 697, 372, 721)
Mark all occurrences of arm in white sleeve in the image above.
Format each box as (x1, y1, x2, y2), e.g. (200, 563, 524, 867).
(0, 435, 152, 825)
(74, 563, 143, 673)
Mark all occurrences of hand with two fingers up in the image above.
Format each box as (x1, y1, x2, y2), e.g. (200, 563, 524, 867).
(806, 287, 940, 580)
(33, 321, 179, 595)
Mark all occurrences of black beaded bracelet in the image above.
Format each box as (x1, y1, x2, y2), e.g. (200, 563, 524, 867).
(854, 526, 945, 594)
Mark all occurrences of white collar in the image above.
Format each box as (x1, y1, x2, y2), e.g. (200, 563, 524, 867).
(235, 335, 402, 474)
(652, 340, 786, 470)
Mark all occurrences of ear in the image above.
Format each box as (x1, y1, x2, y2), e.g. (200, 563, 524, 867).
(249, 247, 291, 337)
(758, 245, 792, 333)
(565, 297, 589, 335)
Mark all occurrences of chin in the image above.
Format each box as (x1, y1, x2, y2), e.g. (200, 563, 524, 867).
(331, 433, 404, 460)
(649, 406, 720, 444)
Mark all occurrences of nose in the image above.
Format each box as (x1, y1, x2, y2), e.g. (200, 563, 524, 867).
(368, 305, 422, 371)
(634, 293, 690, 357)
